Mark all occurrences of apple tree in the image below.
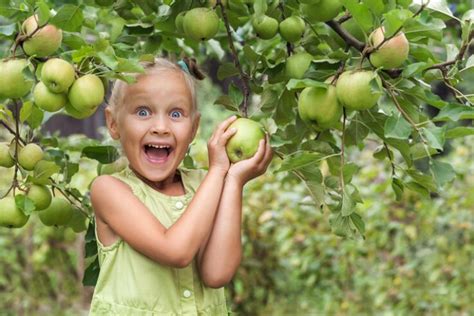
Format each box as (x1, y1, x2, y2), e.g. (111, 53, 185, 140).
(0, 0, 473, 287)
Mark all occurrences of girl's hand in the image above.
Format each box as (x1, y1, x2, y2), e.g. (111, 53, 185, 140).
(207, 115, 238, 175)
(226, 134, 272, 186)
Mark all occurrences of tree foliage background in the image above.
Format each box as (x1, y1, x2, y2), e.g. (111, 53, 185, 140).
(0, 0, 473, 314)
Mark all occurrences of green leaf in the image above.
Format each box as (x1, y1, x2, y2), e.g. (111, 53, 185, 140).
(85, 239, 98, 257)
(20, 101, 33, 123)
(253, 0, 268, 17)
(15, 195, 35, 216)
(407, 169, 437, 192)
(26, 104, 44, 129)
(434, 104, 474, 121)
(382, 9, 413, 37)
(277, 151, 324, 173)
(329, 212, 352, 238)
(341, 187, 355, 216)
(33, 160, 60, 184)
(229, 83, 243, 110)
(430, 160, 456, 187)
(82, 256, 100, 286)
(411, 0, 458, 21)
(422, 125, 445, 150)
(446, 127, 474, 139)
(64, 161, 79, 183)
(36, 0, 50, 24)
(82, 146, 120, 164)
(115, 58, 145, 73)
(0, 23, 16, 36)
(341, 0, 373, 31)
(345, 116, 369, 148)
(49, 4, 84, 32)
(217, 63, 240, 81)
(286, 79, 326, 90)
(350, 212, 365, 237)
(384, 113, 412, 140)
(214, 95, 239, 112)
(392, 177, 404, 201)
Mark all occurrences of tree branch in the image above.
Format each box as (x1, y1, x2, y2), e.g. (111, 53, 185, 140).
(325, 20, 365, 52)
(216, 0, 252, 117)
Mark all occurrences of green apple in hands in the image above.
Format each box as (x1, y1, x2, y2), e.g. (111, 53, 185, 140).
(225, 118, 265, 163)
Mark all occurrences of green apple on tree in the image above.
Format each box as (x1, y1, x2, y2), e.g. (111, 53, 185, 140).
(0, 59, 34, 99)
(0, 143, 15, 168)
(336, 70, 382, 111)
(298, 84, 342, 130)
(97, 157, 128, 175)
(252, 15, 279, 39)
(33, 81, 67, 112)
(64, 102, 97, 119)
(38, 197, 74, 227)
(369, 27, 409, 69)
(18, 143, 44, 171)
(175, 11, 187, 33)
(189, 139, 209, 168)
(41, 58, 76, 93)
(286, 52, 313, 79)
(279, 16, 305, 43)
(183, 7, 220, 41)
(26, 184, 52, 211)
(226, 118, 265, 163)
(66, 208, 89, 233)
(68, 74, 105, 113)
(21, 15, 62, 57)
(301, 0, 342, 23)
(0, 197, 29, 228)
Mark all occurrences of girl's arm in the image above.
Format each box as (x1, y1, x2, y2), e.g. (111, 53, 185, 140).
(91, 116, 237, 268)
(197, 135, 272, 288)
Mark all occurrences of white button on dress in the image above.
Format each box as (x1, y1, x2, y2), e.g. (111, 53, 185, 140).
(183, 290, 192, 298)
(175, 201, 184, 210)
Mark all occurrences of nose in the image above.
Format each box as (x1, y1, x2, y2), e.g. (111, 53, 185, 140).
(149, 115, 171, 135)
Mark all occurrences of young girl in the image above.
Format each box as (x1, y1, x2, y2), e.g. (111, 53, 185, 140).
(89, 57, 272, 315)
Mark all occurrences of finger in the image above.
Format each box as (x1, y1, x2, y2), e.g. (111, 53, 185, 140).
(261, 135, 273, 167)
(248, 138, 267, 164)
(215, 115, 238, 136)
(219, 126, 238, 145)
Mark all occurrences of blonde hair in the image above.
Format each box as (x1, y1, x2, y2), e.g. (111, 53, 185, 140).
(108, 57, 205, 116)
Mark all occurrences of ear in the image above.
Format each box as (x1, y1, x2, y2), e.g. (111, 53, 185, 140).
(105, 107, 120, 140)
(191, 112, 201, 141)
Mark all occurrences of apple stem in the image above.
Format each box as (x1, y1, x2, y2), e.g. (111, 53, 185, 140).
(216, 0, 251, 117)
(277, 2, 294, 56)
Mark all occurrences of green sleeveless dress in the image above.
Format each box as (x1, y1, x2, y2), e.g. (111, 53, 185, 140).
(89, 167, 228, 315)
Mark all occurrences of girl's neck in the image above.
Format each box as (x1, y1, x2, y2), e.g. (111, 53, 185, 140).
(129, 166, 186, 196)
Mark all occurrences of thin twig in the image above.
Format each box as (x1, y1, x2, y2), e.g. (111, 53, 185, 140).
(383, 142, 396, 176)
(216, 0, 252, 117)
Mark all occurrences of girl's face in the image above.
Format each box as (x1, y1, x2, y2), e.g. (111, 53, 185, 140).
(106, 70, 200, 184)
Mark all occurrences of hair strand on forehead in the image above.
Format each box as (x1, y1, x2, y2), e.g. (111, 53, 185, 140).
(108, 57, 205, 117)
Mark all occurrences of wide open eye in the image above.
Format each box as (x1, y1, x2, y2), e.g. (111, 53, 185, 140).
(137, 107, 150, 117)
(170, 110, 182, 119)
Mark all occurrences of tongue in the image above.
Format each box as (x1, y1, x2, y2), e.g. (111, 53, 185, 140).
(146, 147, 168, 161)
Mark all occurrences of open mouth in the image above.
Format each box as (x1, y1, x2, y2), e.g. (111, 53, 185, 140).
(143, 144, 173, 163)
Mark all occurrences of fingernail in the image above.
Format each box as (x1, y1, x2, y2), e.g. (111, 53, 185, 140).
(231, 128, 237, 132)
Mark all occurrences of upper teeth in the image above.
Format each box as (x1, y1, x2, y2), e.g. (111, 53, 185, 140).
(147, 144, 170, 149)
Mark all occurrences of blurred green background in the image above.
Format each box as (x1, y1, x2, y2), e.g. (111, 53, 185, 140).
(1, 78, 473, 315)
